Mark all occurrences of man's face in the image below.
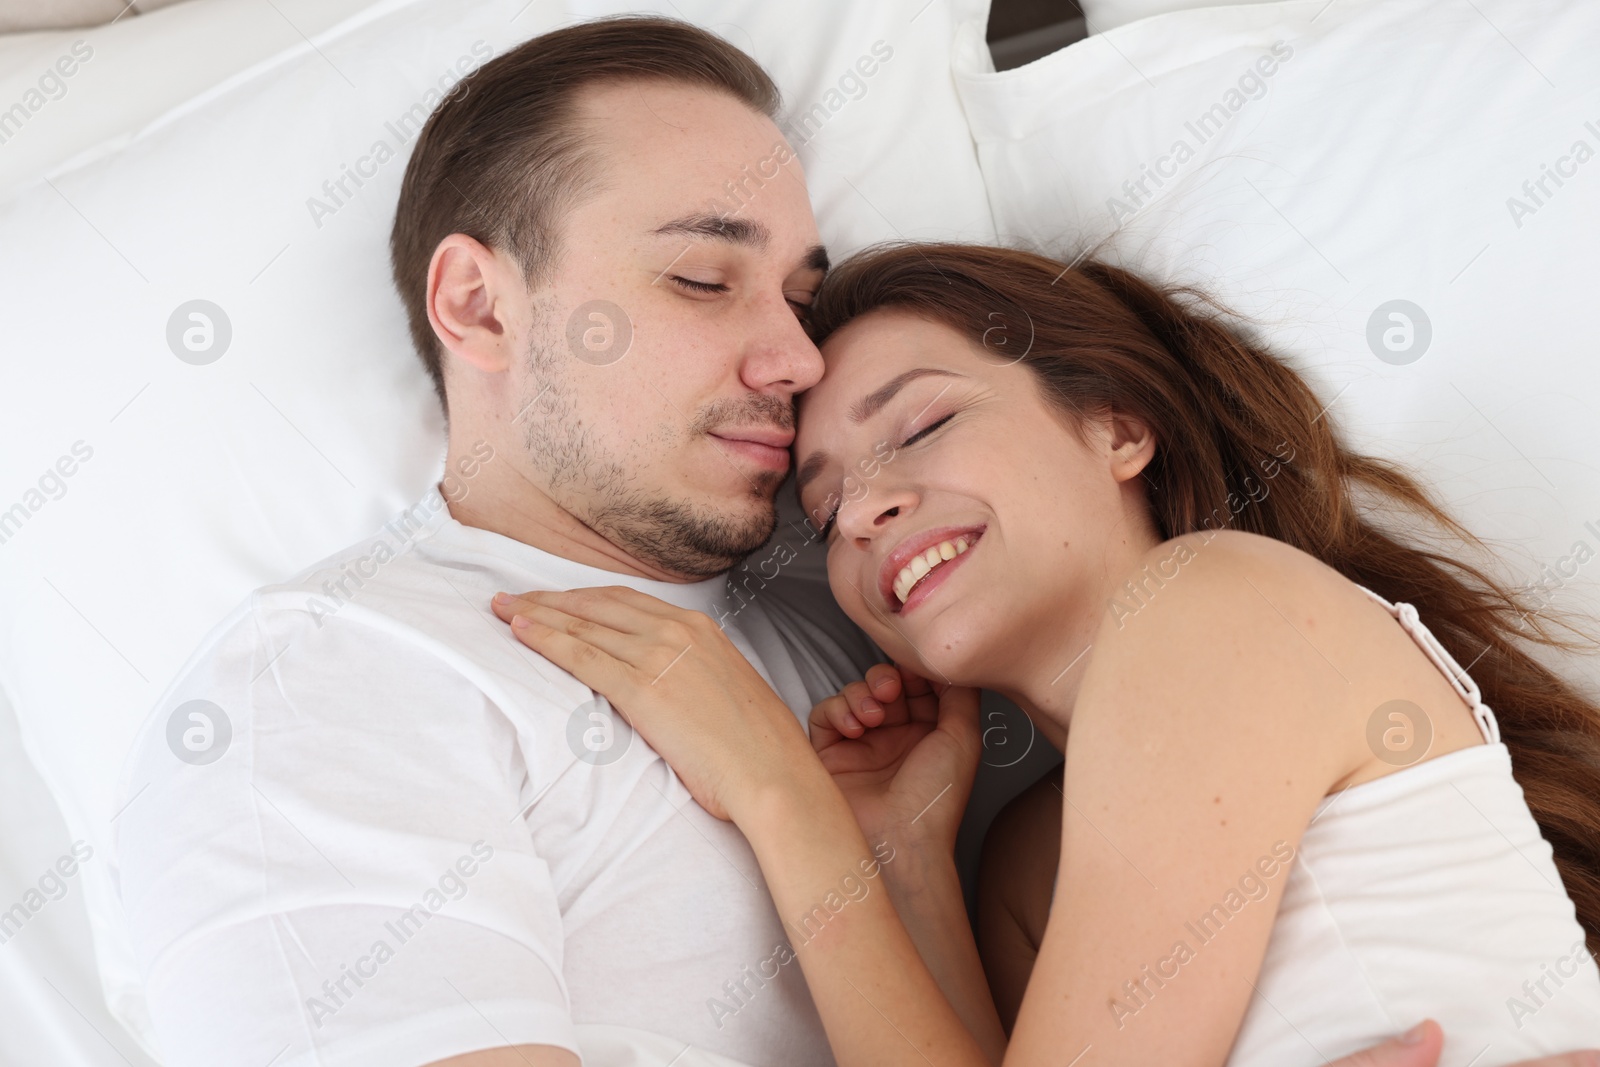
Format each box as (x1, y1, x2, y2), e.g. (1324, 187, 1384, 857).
(512, 80, 826, 579)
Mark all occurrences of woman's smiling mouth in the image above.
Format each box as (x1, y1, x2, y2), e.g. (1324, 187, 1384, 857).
(880, 525, 986, 612)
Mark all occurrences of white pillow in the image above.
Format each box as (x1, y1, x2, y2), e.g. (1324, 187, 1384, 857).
(1080, 0, 1277, 35)
(0, 0, 381, 205)
(0, 0, 993, 1048)
(954, 0, 1600, 686)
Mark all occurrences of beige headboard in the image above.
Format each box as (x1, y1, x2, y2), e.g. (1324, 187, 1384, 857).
(0, 0, 187, 33)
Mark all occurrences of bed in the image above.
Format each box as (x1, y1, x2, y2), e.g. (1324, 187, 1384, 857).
(2, 1, 1596, 1063)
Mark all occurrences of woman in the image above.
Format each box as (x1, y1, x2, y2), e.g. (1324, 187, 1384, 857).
(490, 244, 1600, 1065)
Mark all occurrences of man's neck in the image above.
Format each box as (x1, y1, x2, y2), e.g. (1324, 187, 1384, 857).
(442, 466, 703, 585)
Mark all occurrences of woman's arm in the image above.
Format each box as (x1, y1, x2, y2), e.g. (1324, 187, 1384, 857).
(1004, 538, 1359, 1065)
(741, 773, 997, 1065)
(808, 668, 1008, 1062)
(880, 842, 1007, 1059)
(489, 585, 1600, 1067)
(492, 586, 994, 1066)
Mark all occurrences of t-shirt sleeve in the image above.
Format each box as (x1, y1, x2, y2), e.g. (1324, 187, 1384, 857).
(112, 594, 579, 1067)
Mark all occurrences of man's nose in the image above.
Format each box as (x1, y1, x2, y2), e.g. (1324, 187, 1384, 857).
(739, 295, 825, 395)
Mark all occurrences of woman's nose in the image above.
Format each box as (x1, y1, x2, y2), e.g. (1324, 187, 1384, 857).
(837, 481, 918, 544)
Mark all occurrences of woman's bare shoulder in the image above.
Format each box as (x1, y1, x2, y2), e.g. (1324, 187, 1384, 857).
(1098, 527, 1366, 655)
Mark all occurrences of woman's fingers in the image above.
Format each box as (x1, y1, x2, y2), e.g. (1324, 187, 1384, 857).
(495, 595, 639, 662)
(809, 666, 912, 746)
(841, 680, 888, 729)
(492, 585, 679, 636)
(505, 610, 632, 702)
(864, 663, 903, 705)
(900, 669, 943, 723)
(810, 694, 856, 747)
(493, 589, 700, 702)
(1324, 1021, 1441, 1067)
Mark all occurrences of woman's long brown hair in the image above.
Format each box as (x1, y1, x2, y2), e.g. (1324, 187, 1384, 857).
(808, 242, 1600, 954)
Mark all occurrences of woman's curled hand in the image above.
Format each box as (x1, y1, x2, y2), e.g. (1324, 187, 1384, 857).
(810, 665, 982, 854)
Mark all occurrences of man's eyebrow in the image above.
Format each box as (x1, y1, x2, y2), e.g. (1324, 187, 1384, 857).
(795, 368, 965, 499)
(650, 213, 770, 250)
(649, 215, 829, 276)
(848, 368, 964, 424)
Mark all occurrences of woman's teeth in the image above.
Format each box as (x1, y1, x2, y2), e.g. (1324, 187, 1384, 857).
(893, 536, 972, 606)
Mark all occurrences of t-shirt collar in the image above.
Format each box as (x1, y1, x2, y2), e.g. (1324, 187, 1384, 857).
(417, 482, 733, 618)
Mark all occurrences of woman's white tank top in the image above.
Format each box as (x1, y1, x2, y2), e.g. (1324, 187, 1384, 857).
(1225, 584, 1600, 1064)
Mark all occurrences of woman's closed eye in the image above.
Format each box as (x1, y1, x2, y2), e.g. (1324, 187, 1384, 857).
(900, 412, 955, 449)
(809, 413, 960, 541)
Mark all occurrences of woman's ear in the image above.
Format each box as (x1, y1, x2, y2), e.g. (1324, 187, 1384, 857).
(1107, 411, 1158, 483)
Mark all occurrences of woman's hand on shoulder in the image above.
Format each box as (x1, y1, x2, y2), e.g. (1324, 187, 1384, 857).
(809, 664, 981, 853)
(491, 585, 827, 821)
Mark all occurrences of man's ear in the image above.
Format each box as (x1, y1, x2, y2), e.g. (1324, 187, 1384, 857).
(427, 233, 522, 375)
(1107, 410, 1158, 483)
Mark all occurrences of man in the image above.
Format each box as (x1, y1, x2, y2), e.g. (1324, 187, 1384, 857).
(111, 15, 1597, 1067)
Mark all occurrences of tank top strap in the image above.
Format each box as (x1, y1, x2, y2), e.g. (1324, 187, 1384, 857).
(1353, 583, 1501, 745)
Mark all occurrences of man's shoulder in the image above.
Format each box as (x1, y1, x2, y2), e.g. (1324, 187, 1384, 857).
(257, 489, 459, 620)
(126, 492, 590, 775)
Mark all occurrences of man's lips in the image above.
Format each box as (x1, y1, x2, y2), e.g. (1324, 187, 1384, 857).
(878, 524, 987, 612)
(707, 427, 794, 471)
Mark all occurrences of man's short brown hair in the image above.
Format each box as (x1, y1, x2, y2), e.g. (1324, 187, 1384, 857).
(388, 15, 782, 420)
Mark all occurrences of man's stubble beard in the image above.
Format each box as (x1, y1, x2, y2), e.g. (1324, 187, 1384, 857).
(517, 315, 785, 580)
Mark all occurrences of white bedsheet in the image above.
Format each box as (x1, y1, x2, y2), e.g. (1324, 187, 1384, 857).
(0, 687, 157, 1067)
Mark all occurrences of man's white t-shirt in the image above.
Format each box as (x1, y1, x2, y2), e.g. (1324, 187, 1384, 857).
(111, 484, 877, 1067)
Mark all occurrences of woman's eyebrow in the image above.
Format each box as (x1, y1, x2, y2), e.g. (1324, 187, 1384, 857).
(848, 368, 964, 423)
(795, 368, 966, 497)
(795, 449, 831, 498)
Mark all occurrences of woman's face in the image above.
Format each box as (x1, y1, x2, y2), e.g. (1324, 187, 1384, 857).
(794, 309, 1157, 691)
